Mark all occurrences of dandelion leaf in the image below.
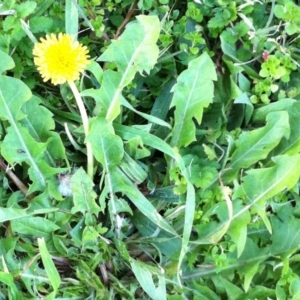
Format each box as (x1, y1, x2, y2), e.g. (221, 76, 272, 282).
(170, 52, 217, 148)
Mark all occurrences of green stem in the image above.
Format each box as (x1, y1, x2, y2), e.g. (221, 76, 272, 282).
(68, 80, 94, 179)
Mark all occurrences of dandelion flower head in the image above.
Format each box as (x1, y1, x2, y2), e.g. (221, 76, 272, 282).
(33, 33, 90, 85)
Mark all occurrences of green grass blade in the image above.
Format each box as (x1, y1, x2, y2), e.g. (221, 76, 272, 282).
(38, 238, 61, 294)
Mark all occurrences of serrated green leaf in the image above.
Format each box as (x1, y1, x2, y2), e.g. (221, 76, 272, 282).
(85, 60, 103, 84)
(170, 52, 217, 148)
(225, 111, 290, 180)
(202, 144, 217, 160)
(30, 16, 53, 33)
(11, 216, 60, 237)
(97, 15, 160, 121)
(0, 75, 31, 121)
(235, 155, 300, 219)
(271, 101, 300, 156)
(88, 117, 124, 169)
(252, 98, 295, 123)
(16, 1, 36, 18)
(99, 15, 160, 75)
(20, 95, 67, 165)
(20, 95, 55, 138)
(1, 125, 48, 186)
(70, 167, 101, 215)
(85, 70, 121, 120)
(113, 198, 133, 215)
(0, 207, 58, 223)
(3, 15, 19, 32)
(270, 205, 300, 257)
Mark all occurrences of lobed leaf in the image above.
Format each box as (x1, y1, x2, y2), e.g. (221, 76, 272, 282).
(11, 216, 60, 237)
(99, 15, 160, 75)
(225, 111, 290, 180)
(88, 117, 124, 170)
(234, 154, 300, 220)
(170, 52, 217, 148)
(70, 167, 101, 215)
(21, 95, 67, 165)
(97, 15, 160, 121)
(271, 101, 300, 156)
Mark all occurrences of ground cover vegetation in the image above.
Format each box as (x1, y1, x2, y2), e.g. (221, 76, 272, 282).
(1, 0, 300, 299)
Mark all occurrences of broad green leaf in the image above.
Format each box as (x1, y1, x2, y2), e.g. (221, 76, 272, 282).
(16, 1, 36, 18)
(225, 111, 290, 180)
(30, 16, 53, 33)
(271, 101, 300, 156)
(270, 205, 300, 257)
(99, 15, 160, 75)
(97, 15, 160, 121)
(130, 258, 166, 300)
(70, 167, 101, 215)
(0, 207, 31, 222)
(82, 71, 120, 118)
(38, 238, 61, 293)
(0, 76, 57, 190)
(88, 117, 124, 169)
(85, 60, 103, 84)
(252, 98, 295, 124)
(0, 75, 31, 121)
(234, 155, 300, 219)
(0, 49, 15, 73)
(21, 95, 67, 165)
(11, 216, 60, 237)
(1, 125, 48, 190)
(0, 207, 58, 223)
(170, 52, 217, 148)
(21, 96, 55, 136)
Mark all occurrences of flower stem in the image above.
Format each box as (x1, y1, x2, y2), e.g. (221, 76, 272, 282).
(68, 80, 94, 180)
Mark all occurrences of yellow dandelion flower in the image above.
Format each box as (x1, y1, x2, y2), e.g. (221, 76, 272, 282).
(33, 33, 90, 85)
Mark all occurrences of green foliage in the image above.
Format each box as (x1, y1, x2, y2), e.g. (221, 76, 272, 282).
(1, 0, 300, 299)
